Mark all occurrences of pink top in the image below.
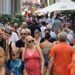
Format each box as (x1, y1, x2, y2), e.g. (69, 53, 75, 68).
(24, 48, 41, 75)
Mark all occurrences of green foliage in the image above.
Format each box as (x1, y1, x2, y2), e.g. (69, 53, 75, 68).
(2, 15, 11, 24)
(2, 14, 25, 25)
(12, 15, 25, 25)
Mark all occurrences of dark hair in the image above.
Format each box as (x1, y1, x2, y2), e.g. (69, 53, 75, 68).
(45, 32, 50, 40)
(55, 13, 60, 20)
(5, 29, 11, 35)
(41, 21, 47, 26)
(44, 28, 50, 33)
(50, 12, 54, 18)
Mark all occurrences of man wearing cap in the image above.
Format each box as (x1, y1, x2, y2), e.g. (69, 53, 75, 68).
(48, 32, 74, 75)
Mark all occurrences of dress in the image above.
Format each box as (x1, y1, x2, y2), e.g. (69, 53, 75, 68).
(24, 48, 41, 75)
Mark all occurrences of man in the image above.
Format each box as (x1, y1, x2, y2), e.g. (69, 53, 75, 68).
(6, 26, 19, 43)
(16, 29, 28, 59)
(0, 28, 6, 51)
(52, 14, 61, 33)
(48, 32, 74, 75)
(40, 28, 57, 43)
(16, 28, 28, 48)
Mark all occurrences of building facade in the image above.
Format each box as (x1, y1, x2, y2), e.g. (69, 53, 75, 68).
(40, 0, 71, 6)
(0, 0, 21, 15)
(0, 0, 72, 15)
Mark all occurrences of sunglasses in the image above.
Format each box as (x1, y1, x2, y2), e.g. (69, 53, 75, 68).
(12, 54, 16, 56)
(28, 40, 34, 43)
(21, 33, 27, 35)
(0, 33, 2, 35)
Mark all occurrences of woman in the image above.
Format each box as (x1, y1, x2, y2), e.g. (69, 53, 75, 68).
(34, 29, 41, 46)
(66, 53, 75, 75)
(40, 29, 52, 75)
(0, 47, 13, 75)
(4, 29, 15, 59)
(22, 35, 44, 75)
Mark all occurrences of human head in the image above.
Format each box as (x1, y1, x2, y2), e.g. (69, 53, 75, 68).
(4, 29, 11, 40)
(25, 29, 31, 35)
(0, 47, 5, 68)
(63, 27, 69, 34)
(55, 13, 60, 20)
(20, 29, 28, 40)
(25, 35, 34, 48)
(11, 26, 16, 32)
(58, 32, 67, 42)
(50, 12, 54, 18)
(46, 25, 52, 30)
(21, 22, 27, 29)
(12, 47, 20, 60)
(44, 28, 50, 34)
(14, 23, 18, 28)
(34, 29, 40, 38)
(44, 28, 50, 40)
(14, 23, 18, 30)
(41, 21, 47, 26)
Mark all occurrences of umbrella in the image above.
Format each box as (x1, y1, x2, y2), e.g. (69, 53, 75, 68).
(35, 1, 75, 13)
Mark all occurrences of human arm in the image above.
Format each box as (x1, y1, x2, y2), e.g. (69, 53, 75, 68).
(23, 69, 28, 75)
(36, 46, 44, 75)
(47, 46, 56, 75)
(21, 47, 25, 61)
(47, 57, 54, 75)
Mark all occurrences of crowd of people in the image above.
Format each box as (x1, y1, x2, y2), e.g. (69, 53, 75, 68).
(0, 12, 75, 75)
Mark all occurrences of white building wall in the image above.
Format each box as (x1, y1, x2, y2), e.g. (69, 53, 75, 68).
(6, 0, 11, 14)
(0, 0, 2, 14)
(0, 0, 21, 15)
(0, 0, 11, 15)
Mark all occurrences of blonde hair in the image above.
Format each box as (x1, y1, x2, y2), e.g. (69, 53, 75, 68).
(34, 29, 40, 34)
(12, 47, 20, 54)
(25, 35, 34, 48)
(21, 22, 27, 28)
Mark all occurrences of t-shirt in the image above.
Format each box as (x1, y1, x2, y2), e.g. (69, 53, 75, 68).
(7, 59, 24, 75)
(16, 39, 25, 48)
(49, 42, 73, 75)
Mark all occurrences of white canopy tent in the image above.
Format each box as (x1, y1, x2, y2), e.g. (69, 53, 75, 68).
(35, 1, 75, 13)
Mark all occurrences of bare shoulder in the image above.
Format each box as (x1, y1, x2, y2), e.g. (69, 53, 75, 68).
(35, 45, 42, 52)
